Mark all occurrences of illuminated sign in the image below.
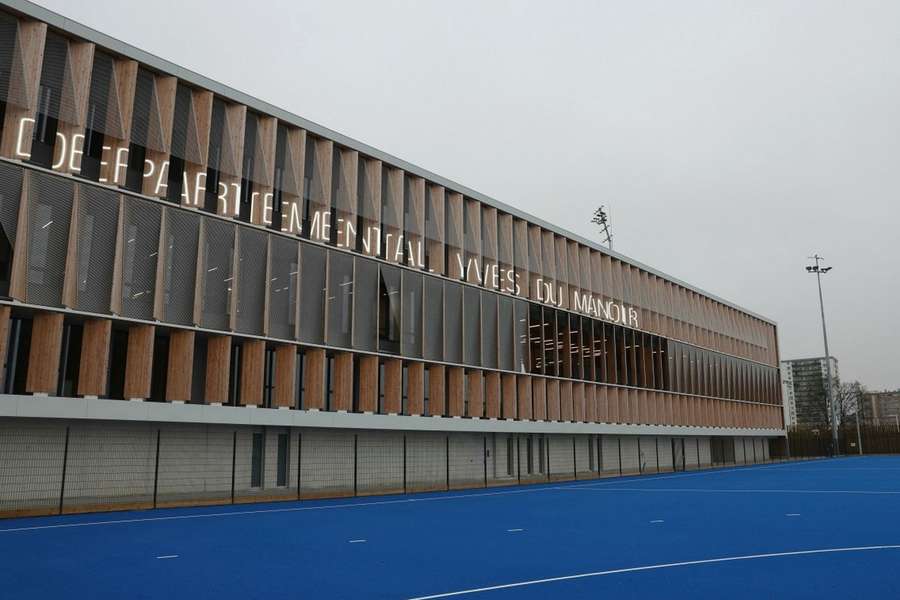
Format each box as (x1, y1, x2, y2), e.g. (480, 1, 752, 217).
(16, 117, 640, 328)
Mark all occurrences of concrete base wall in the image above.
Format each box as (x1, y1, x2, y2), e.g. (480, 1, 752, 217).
(0, 417, 789, 518)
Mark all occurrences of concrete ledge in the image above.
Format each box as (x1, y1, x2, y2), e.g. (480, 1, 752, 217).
(0, 394, 786, 438)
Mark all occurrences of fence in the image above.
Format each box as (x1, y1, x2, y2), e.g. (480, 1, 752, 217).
(787, 423, 900, 457)
(0, 419, 785, 518)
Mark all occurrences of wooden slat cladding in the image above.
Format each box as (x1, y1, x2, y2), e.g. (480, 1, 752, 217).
(25, 311, 63, 394)
(77, 318, 111, 397)
(123, 324, 154, 400)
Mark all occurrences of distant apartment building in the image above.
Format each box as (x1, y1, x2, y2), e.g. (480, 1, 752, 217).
(861, 391, 900, 426)
(780, 357, 839, 427)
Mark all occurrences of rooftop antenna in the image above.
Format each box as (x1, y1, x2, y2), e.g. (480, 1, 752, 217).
(592, 205, 613, 250)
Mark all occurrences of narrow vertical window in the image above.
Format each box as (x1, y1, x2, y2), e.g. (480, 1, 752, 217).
(250, 432, 264, 488)
(276, 433, 289, 487)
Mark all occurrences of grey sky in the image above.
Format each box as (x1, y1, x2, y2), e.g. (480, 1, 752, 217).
(32, 0, 900, 389)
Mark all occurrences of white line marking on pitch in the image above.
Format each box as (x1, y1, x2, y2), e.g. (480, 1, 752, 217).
(349, 539, 367, 543)
(0, 460, 840, 534)
(406, 544, 900, 599)
(156, 555, 178, 559)
(561, 487, 900, 496)
(507, 528, 524, 532)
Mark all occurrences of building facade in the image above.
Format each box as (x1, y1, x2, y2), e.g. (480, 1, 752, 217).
(780, 357, 838, 427)
(0, 0, 784, 517)
(861, 391, 900, 426)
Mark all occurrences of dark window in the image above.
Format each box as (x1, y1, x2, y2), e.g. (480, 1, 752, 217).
(107, 327, 128, 400)
(325, 354, 334, 411)
(263, 347, 275, 408)
(228, 342, 242, 406)
(250, 432, 264, 488)
(526, 437, 534, 474)
(423, 367, 431, 416)
(2, 317, 31, 394)
(538, 437, 546, 473)
(294, 348, 305, 409)
(401, 363, 409, 415)
(149, 333, 169, 402)
(276, 433, 289, 487)
(56, 322, 83, 397)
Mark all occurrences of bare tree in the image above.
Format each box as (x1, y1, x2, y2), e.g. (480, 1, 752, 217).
(833, 380, 867, 427)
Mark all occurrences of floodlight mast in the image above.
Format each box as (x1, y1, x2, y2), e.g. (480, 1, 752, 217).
(592, 206, 613, 250)
(806, 254, 838, 455)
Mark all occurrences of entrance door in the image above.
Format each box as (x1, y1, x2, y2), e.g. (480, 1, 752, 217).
(672, 438, 685, 472)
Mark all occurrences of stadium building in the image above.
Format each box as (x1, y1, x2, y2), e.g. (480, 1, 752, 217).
(0, 0, 785, 517)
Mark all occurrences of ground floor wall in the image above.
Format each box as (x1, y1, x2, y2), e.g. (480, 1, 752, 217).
(0, 417, 787, 518)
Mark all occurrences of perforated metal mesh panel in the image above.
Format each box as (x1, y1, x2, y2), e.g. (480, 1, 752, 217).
(63, 421, 156, 510)
(26, 172, 73, 307)
(169, 83, 203, 165)
(129, 68, 166, 153)
(85, 51, 124, 139)
(356, 431, 404, 494)
(163, 208, 200, 325)
(74, 185, 117, 313)
(268, 235, 298, 340)
(236, 228, 266, 334)
(120, 197, 160, 319)
(405, 431, 447, 492)
(36, 32, 70, 122)
(639, 437, 658, 473)
(201, 217, 234, 330)
(619, 436, 640, 472)
(155, 424, 232, 505)
(299, 429, 354, 498)
(0, 419, 66, 516)
(448, 433, 484, 488)
(0, 162, 23, 264)
(0, 14, 19, 107)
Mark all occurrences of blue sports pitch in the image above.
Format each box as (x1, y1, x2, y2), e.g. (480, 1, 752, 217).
(2, 456, 899, 599)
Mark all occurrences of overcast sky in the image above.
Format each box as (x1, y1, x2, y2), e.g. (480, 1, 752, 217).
(33, 0, 900, 390)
